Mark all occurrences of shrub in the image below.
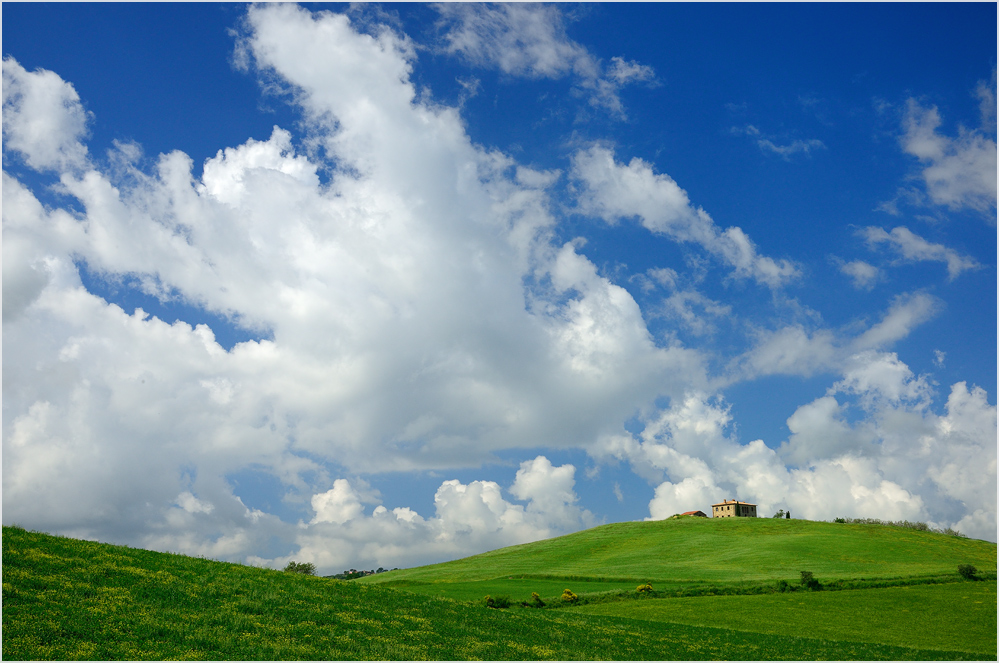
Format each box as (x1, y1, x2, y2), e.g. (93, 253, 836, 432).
(958, 564, 978, 580)
(800, 570, 822, 591)
(832, 517, 964, 537)
(772, 509, 785, 518)
(529, 592, 545, 608)
(775, 579, 794, 593)
(636, 583, 653, 594)
(561, 588, 578, 603)
(283, 561, 316, 575)
(482, 595, 511, 609)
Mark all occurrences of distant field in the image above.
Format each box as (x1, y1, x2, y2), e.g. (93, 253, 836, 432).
(577, 583, 997, 657)
(3, 524, 995, 660)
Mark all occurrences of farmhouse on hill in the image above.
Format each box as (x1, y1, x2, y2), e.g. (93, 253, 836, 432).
(681, 510, 707, 517)
(711, 499, 757, 518)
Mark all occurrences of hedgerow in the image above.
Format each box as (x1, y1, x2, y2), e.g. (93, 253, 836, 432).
(832, 518, 965, 537)
(482, 594, 512, 609)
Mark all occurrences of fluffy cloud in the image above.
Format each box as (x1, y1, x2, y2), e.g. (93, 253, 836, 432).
(599, 352, 995, 539)
(311, 480, 365, 525)
(731, 292, 939, 381)
(648, 476, 719, 521)
(850, 292, 940, 352)
(2, 5, 994, 574)
(607, 56, 655, 85)
(434, 3, 654, 118)
(436, 3, 589, 79)
(2, 57, 91, 171)
(570, 145, 800, 288)
(861, 226, 979, 280)
(253, 456, 594, 573)
(832, 351, 933, 410)
(2, 5, 700, 563)
(838, 259, 880, 290)
(736, 325, 839, 379)
(901, 92, 997, 214)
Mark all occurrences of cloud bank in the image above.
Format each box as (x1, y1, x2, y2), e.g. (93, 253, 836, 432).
(2, 5, 994, 573)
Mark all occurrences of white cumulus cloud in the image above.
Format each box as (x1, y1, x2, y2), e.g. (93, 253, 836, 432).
(255, 456, 594, 573)
(570, 145, 800, 288)
(861, 226, 979, 280)
(901, 94, 997, 214)
(1, 5, 702, 564)
(597, 354, 996, 540)
(2, 57, 91, 172)
(838, 259, 881, 290)
(2, 5, 994, 572)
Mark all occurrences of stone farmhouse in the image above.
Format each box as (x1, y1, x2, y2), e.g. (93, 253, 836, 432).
(711, 499, 757, 518)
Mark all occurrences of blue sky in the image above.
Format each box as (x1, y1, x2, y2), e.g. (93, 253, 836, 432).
(3, 3, 995, 572)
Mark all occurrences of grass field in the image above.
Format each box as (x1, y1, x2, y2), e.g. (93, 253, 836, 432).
(577, 583, 997, 656)
(358, 516, 996, 600)
(375, 577, 639, 603)
(3, 522, 996, 660)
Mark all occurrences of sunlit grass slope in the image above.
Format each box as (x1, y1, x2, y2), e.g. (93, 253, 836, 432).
(2, 525, 986, 661)
(577, 583, 997, 657)
(359, 517, 997, 588)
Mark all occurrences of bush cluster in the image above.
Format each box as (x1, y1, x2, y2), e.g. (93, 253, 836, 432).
(561, 588, 578, 603)
(482, 595, 511, 609)
(636, 583, 653, 594)
(799, 571, 822, 591)
(832, 517, 965, 537)
(957, 564, 978, 580)
(328, 567, 394, 580)
(282, 561, 316, 575)
(520, 592, 546, 608)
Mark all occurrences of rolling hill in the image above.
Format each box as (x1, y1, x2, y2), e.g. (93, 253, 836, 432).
(357, 516, 996, 588)
(2, 520, 995, 660)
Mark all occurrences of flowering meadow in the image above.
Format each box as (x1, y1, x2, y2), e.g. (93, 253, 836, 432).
(3, 524, 993, 660)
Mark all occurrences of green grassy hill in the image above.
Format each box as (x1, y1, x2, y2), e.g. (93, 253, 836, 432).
(3, 522, 995, 660)
(359, 517, 996, 588)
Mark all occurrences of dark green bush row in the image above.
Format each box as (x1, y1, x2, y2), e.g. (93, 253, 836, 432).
(832, 517, 965, 538)
(482, 594, 511, 609)
(327, 567, 395, 580)
(799, 571, 822, 591)
(538, 570, 991, 609)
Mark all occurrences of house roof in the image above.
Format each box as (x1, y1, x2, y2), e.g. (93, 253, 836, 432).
(681, 510, 707, 516)
(711, 499, 756, 507)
